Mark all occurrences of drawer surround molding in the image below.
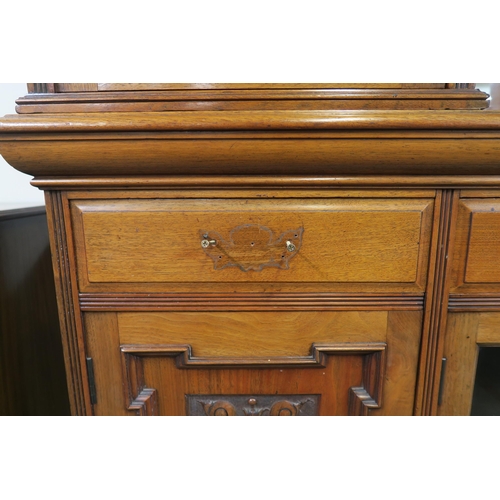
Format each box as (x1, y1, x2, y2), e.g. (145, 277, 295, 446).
(78, 292, 425, 311)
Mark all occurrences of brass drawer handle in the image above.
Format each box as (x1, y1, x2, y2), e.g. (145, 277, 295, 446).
(286, 240, 296, 252)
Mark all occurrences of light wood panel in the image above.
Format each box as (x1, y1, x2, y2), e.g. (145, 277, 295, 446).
(118, 311, 388, 357)
(465, 211, 500, 282)
(16, 86, 488, 113)
(477, 313, 500, 345)
(372, 311, 423, 416)
(71, 198, 433, 292)
(4, 137, 500, 177)
(84, 313, 129, 416)
(31, 176, 500, 191)
(438, 313, 480, 416)
(5, 109, 500, 132)
(451, 198, 500, 292)
(15, 99, 489, 113)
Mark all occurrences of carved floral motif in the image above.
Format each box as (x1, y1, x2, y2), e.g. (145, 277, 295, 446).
(186, 394, 318, 416)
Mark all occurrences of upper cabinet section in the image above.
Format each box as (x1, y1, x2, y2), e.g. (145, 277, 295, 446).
(16, 83, 489, 113)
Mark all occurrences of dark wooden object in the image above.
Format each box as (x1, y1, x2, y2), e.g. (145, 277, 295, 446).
(1, 83, 500, 416)
(0, 206, 70, 415)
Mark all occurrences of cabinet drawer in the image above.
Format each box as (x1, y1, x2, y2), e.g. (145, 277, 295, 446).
(71, 197, 433, 293)
(451, 198, 500, 293)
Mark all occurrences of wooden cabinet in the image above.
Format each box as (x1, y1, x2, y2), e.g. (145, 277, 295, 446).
(1, 83, 499, 416)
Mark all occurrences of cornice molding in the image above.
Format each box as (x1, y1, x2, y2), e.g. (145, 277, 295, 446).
(2, 110, 500, 133)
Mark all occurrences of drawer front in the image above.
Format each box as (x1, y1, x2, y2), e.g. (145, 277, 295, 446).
(72, 197, 433, 293)
(451, 198, 500, 293)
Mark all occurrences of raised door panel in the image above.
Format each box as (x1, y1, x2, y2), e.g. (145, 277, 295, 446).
(451, 198, 500, 293)
(84, 310, 422, 416)
(71, 197, 433, 293)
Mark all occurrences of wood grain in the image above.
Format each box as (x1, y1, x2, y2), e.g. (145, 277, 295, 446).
(31, 176, 500, 190)
(371, 311, 423, 416)
(464, 211, 500, 283)
(414, 191, 458, 415)
(449, 295, 500, 311)
(4, 85, 499, 417)
(117, 311, 388, 358)
(349, 348, 386, 416)
(477, 313, 500, 344)
(15, 87, 488, 113)
(44, 192, 91, 415)
(84, 313, 128, 416)
(438, 312, 480, 415)
(17, 89, 483, 103)
(4, 136, 500, 177)
(121, 343, 386, 416)
(85, 313, 386, 415)
(62, 188, 436, 199)
(144, 356, 360, 416)
(71, 198, 432, 291)
(54, 84, 98, 92)
(450, 198, 500, 293)
(3, 109, 500, 132)
(79, 292, 424, 311)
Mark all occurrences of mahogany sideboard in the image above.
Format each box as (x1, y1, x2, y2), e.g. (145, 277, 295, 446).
(1, 83, 499, 416)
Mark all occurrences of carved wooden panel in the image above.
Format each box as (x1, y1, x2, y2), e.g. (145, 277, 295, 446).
(82, 309, 422, 416)
(119, 342, 386, 416)
(186, 394, 319, 416)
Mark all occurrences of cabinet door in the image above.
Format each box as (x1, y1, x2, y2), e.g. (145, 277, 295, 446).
(438, 312, 500, 416)
(442, 193, 500, 415)
(84, 310, 422, 416)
